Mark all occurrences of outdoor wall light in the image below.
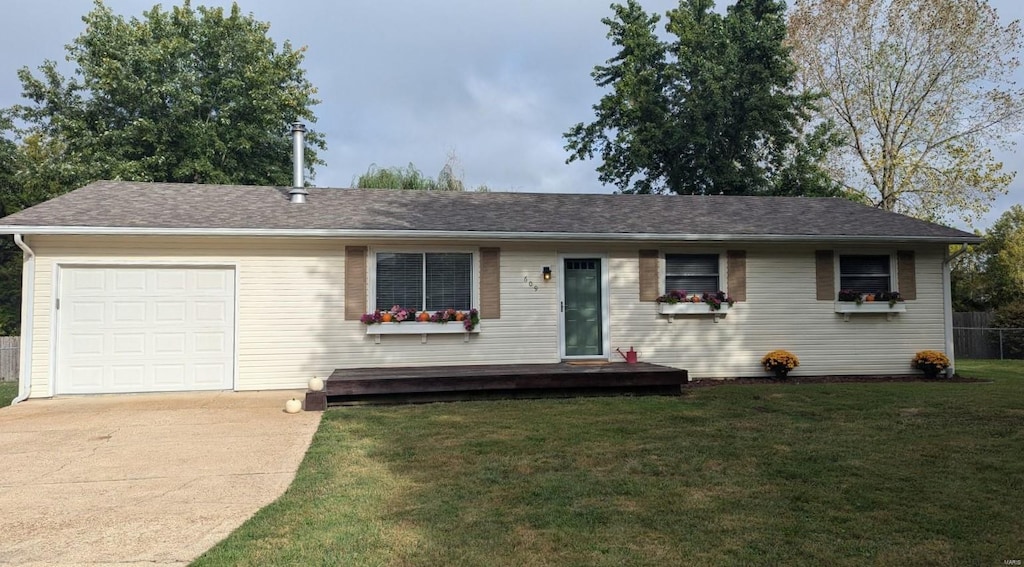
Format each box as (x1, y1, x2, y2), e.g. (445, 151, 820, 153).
(542, 266, 552, 281)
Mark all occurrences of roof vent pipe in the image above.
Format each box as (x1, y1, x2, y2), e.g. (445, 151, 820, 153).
(289, 122, 308, 204)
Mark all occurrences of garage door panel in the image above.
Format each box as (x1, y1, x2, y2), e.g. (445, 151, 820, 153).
(112, 302, 147, 323)
(111, 333, 145, 355)
(154, 365, 186, 386)
(155, 301, 187, 322)
(154, 333, 187, 354)
(71, 302, 105, 324)
(156, 271, 187, 291)
(69, 334, 104, 356)
(68, 367, 104, 390)
(195, 301, 228, 322)
(70, 270, 105, 291)
(58, 267, 235, 395)
(194, 364, 226, 386)
(194, 332, 227, 354)
(112, 365, 146, 388)
(114, 270, 147, 291)
(195, 270, 230, 291)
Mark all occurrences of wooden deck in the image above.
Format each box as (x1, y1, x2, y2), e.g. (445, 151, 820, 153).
(305, 362, 689, 408)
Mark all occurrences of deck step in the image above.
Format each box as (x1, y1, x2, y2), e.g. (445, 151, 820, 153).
(305, 362, 688, 408)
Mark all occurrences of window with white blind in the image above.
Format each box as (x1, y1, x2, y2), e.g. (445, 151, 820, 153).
(665, 254, 720, 294)
(375, 252, 472, 311)
(839, 254, 892, 293)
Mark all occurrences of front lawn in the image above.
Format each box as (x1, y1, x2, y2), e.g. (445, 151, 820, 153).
(0, 382, 17, 407)
(194, 360, 1024, 566)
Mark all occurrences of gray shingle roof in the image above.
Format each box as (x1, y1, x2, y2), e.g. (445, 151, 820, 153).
(0, 180, 978, 242)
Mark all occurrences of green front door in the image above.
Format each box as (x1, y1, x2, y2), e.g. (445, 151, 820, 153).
(563, 258, 603, 357)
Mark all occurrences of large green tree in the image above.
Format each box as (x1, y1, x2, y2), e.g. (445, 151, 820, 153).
(788, 0, 1023, 225)
(9, 0, 324, 188)
(951, 205, 1024, 312)
(564, 0, 840, 196)
(982, 205, 1024, 308)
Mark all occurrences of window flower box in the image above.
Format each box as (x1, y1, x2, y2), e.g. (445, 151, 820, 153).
(833, 301, 906, 321)
(365, 321, 480, 343)
(362, 306, 480, 343)
(658, 302, 731, 323)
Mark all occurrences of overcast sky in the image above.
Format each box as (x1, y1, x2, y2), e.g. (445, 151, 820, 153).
(0, 0, 1021, 231)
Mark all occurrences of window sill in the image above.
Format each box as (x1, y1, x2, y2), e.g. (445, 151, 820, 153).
(365, 322, 480, 343)
(658, 303, 730, 323)
(833, 301, 906, 321)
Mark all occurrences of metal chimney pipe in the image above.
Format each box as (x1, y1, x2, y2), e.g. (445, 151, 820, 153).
(289, 122, 308, 204)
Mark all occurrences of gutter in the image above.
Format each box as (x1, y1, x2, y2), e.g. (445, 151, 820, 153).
(0, 225, 984, 245)
(11, 234, 34, 404)
(941, 242, 972, 377)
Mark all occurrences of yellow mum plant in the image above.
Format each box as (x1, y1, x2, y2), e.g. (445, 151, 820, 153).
(761, 350, 800, 379)
(911, 350, 950, 378)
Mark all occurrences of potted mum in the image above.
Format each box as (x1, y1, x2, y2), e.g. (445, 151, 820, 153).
(761, 349, 800, 379)
(911, 350, 950, 378)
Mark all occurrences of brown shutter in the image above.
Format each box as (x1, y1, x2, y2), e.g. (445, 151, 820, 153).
(479, 247, 501, 319)
(897, 250, 917, 300)
(815, 250, 834, 300)
(726, 250, 747, 302)
(639, 249, 660, 302)
(344, 246, 367, 320)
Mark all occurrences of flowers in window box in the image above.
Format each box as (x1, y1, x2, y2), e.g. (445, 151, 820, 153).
(702, 291, 735, 311)
(911, 350, 949, 378)
(655, 289, 688, 304)
(837, 289, 863, 304)
(837, 290, 904, 307)
(877, 291, 903, 307)
(360, 306, 480, 331)
(656, 289, 734, 310)
(761, 349, 799, 379)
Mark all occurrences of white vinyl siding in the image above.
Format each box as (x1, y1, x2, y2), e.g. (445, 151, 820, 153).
(25, 236, 559, 397)
(612, 243, 946, 378)
(22, 236, 948, 397)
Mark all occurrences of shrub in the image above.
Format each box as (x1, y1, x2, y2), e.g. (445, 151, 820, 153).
(761, 350, 800, 379)
(911, 350, 950, 377)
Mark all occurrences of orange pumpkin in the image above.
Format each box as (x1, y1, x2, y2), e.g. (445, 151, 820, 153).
(455, 311, 465, 321)
(418, 311, 430, 322)
(381, 312, 393, 323)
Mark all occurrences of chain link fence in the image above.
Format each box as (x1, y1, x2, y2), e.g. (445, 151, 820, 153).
(953, 327, 1024, 360)
(953, 313, 1024, 359)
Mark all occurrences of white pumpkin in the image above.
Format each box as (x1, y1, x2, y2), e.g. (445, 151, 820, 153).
(284, 398, 303, 414)
(308, 376, 325, 392)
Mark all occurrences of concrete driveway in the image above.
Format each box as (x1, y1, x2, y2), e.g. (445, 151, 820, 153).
(0, 391, 321, 566)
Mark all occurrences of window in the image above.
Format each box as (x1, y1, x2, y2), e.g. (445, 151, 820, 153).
(375, 252, 472, 311)
(839, 254, 891, 293)
(665, 254, 720, 294)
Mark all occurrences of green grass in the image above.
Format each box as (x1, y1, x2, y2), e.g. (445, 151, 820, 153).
(193, 360, 1024, 566)
(0, 382, 17, 407)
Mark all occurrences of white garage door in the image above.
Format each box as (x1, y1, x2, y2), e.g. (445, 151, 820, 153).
(56, 266, 236, 394)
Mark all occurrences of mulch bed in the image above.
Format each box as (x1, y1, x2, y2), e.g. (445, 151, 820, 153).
(687, 375, 989, 388)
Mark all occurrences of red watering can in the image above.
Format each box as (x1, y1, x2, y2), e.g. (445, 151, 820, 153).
(616, 347, 639, 364)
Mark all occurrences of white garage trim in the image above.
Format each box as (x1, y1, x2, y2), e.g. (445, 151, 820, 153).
(52, 263, 239, 395)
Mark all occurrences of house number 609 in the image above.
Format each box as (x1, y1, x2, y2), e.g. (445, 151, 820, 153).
(523, 276, 539, 292)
